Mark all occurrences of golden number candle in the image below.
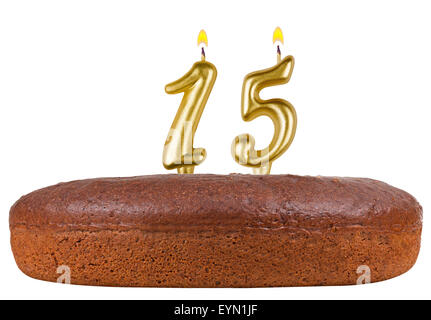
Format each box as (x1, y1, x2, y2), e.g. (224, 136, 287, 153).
(231, 27, 297, 174)
(163, 30, 217, 174)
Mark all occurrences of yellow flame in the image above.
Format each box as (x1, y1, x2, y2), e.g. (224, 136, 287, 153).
(197, 29, 208, 47)
(272, 27, 284, 44)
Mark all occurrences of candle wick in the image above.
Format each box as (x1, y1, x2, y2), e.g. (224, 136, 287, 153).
(201, 47, 206, 61)
(277, 45, 281, 63)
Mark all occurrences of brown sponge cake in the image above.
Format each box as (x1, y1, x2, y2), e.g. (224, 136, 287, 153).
(9, 174, 422, 287)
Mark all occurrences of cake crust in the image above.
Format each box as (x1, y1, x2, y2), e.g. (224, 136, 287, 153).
(10, 174, 422, 287)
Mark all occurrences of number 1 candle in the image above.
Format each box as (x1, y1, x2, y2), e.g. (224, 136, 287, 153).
(163, 30, 217, 174)
(231, 27, 297, 174)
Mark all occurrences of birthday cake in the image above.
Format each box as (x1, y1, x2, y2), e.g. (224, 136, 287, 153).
(9, 174, 422, 287)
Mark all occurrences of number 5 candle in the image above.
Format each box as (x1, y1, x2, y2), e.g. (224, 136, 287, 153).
(163, 30, 217, 174)
(231, 27, 297, 174)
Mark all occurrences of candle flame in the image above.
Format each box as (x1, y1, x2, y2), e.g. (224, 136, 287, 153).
(197, 29, 208, 47)
(272, 27, 284, 44)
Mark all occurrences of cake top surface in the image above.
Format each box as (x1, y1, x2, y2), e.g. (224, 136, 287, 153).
(10, 174, 422, 232)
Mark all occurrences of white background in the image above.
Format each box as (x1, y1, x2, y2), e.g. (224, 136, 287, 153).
(0, 0, 430, 299)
